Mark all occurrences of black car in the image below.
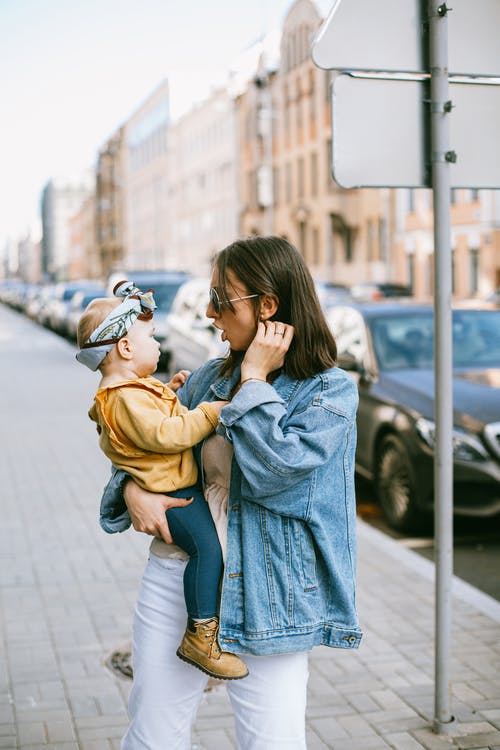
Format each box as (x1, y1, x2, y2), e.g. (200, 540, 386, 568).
(326, 302, 500, 532)
(350, 281, 413, 302)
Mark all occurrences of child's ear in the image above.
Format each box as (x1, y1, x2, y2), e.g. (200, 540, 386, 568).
(116, 337, 133, 360)
(258, 293, 279, 321)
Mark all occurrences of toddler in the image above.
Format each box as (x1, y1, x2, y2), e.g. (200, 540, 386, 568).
(76, 280, 248, 680)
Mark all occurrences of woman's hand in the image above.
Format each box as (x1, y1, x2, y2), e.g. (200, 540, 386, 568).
(240, 321, 295, 382)
(124, 479, 193, 544)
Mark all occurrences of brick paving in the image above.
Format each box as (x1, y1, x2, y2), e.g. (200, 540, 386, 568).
(0, 303, 499, 750)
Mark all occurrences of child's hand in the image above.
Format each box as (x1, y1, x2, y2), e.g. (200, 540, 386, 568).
(211, 400, 229, 415)
(167, 369, 190, 392)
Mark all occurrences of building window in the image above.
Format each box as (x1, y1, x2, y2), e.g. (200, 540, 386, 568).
(297, 157, 304, 198)
(407, 252, 415, 293)
(470, 189, 479, 201)
(408, 188, 415, 212)
(367, 219, 375, 261)
(331, 213, 352, 263)
(309, 69, 315, 96)
(312, 228, 320, 266)
(324, 70, 331, 102)
(296, 77, 302, 131)
(285, 162, 292, 203)
(284, 85, 290, 141)
(470, 247, 479, 294)
(299, 221, 307, 259)
(451, 189, 458, 204)
(379, 218, 388, 262)
(273, 166, 280, 206)
(310, 152, 318, 197)
(326, 140, 334, 191)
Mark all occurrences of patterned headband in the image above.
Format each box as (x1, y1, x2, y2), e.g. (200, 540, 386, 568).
(75, 280, 157, 371)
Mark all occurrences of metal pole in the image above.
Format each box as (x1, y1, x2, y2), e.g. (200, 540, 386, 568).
(428, 0, 456, 734)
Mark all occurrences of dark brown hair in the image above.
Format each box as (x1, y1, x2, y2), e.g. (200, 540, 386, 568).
(215, 236, 337, 379)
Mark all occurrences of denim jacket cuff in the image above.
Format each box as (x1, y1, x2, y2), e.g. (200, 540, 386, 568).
(99, 467, 132, 534)
(219, 381, 284, 427)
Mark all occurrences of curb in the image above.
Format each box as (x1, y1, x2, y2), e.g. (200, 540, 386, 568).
(357, 517, 500, 624)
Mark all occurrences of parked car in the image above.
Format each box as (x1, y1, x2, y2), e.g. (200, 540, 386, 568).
(106, 271, 191, 369)
(45, 281, 102, 335)
(350, 281, 412, 302)
(315, 281, 352, 309)
(27, 284, 58, 325)
(64, 287, 106, 341)
(326, 302, 500, 532)
(485, 288, 500, 307)
(162, 277, 228, 375)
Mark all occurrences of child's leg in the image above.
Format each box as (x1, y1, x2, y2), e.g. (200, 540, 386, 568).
(165, 486, 222, 619)
(165, 485, 248, 680)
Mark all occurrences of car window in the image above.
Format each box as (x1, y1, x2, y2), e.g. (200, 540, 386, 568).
(452, 310, 500, 367)
(370, 310, 500, 370)
(371, 314, 434, 370)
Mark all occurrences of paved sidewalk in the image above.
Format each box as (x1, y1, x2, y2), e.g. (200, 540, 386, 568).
(0, 303, 499, 750)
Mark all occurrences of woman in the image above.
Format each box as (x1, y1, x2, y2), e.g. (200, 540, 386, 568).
(103, 236, 362, 749)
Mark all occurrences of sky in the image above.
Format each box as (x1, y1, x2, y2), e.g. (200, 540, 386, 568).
(0, 0, 299, 247)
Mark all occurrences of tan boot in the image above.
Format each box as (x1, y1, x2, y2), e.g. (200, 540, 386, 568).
(176, 618, 249, 680)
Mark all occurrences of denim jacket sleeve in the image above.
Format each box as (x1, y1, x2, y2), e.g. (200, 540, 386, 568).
(218, 374, 358, 513)
(99, 465, 131, 533)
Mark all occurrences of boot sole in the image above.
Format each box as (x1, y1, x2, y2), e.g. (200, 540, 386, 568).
(176, 648, 249, 680)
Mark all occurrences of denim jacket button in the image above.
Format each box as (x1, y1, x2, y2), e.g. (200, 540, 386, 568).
(348, 636, 357, 644)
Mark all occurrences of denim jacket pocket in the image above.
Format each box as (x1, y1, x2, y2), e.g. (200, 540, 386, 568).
(291, 518, 318, 592)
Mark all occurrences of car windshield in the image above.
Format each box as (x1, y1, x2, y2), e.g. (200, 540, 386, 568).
(370, 310, 500, 370)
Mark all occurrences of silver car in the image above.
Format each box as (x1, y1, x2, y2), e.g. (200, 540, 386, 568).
(162, 278, 228, 375)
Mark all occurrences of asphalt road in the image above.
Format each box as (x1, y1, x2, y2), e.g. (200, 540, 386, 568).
(356, 476, 500, 602)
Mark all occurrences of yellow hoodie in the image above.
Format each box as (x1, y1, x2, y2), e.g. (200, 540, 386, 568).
(89, 376, 219, 492)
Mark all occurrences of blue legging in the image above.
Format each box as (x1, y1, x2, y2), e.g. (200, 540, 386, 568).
(165, 484, 223, 620)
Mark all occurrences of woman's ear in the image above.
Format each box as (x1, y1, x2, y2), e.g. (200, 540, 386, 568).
(259, 293, 279, 321)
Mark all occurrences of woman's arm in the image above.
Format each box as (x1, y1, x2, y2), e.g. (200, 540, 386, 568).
(99, 468, 193, 542)
(219, 373, 358, 515)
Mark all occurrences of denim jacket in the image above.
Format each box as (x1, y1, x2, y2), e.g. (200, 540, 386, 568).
(100, 358, 363, 655)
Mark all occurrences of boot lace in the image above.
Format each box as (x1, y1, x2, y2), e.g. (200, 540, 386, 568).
(200, 618, 221, 658)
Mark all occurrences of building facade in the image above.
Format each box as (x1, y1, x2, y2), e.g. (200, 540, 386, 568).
(68, 194, 98, 281)
(167, 88, 240, 274)
(17, 233, 41, 283)
(237, 0, 399, 287)
(123, 79, 171, 270)
(40, 178, 90, 280)
(394, 188, 500, 300)
(95, 127, 126, 279)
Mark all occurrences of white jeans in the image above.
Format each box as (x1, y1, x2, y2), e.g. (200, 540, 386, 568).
(122, 553, 309, 750)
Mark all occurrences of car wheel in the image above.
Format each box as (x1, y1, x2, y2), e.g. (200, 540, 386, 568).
(375, 434, 427, 533)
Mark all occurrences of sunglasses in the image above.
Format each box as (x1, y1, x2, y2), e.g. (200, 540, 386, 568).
(209, 287, 260, 315)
